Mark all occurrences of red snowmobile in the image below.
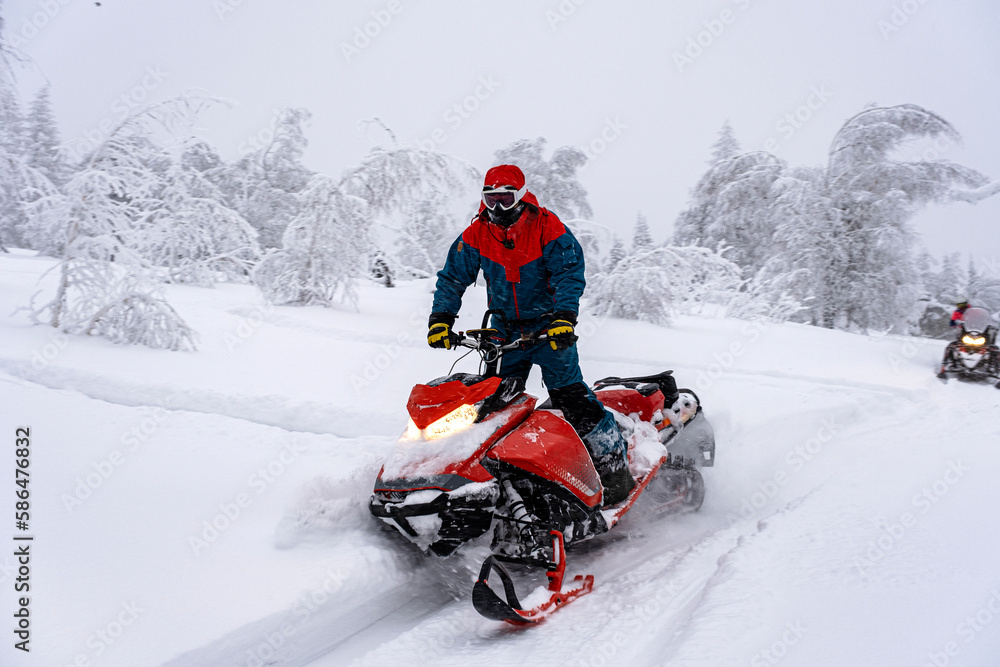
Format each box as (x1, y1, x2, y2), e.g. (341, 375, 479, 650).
(369, 311, 716, 624)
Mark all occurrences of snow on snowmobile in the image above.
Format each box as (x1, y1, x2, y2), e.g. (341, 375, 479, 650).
(937, 307, 1000, 388)
(368, 311, 716, 624)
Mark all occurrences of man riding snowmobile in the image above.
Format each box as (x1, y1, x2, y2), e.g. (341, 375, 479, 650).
(427, 164, 635, 506)
(950, 300, 971, 329)
(938, 303, 1000, 383)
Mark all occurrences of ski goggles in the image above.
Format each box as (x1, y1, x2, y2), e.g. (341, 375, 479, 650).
(482, 185, 526, 211)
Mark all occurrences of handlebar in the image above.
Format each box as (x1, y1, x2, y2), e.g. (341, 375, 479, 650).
(456, 328, 548, 353)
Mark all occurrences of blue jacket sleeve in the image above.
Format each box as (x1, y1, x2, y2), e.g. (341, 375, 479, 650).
(431, 233, 481, 316)
(543, 226, 586, 316)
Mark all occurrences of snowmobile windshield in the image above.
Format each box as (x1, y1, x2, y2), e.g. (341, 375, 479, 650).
(962, 307, 992, 334)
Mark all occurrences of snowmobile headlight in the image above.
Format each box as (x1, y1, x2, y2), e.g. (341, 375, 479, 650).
(403, 419, 423, 441)
(962, 335, 986, 346)
(423, 403, 479, 440)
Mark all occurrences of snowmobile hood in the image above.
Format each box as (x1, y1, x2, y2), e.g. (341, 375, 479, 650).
(406, 376, 502, 429)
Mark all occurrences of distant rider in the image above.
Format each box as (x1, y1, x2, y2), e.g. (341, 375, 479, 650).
(950, 301, 970, 329)
(426, 164, 634, 506)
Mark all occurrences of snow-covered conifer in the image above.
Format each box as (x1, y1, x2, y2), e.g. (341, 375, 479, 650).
(632, 212, 653, 249)
(605, 236, 626, 273)
(24, 85, 69, 186)
(253, 175, 370, 307)
(709, 120, 741, 163)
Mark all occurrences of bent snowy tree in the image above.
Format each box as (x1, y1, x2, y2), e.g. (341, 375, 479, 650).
(674, 104, 1000, 332)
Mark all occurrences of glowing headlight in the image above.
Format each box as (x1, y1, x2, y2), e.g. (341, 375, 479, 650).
(403, 419, 422, 440)
(424, 403, 478, 439)
(404, 403, 479, 442)
(962, 335, 986, 346)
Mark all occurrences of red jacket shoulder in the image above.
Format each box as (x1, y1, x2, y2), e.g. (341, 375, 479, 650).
(537, 207, 567, 245)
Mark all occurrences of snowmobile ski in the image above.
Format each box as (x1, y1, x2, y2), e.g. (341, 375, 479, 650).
(472, 530, 593, 624)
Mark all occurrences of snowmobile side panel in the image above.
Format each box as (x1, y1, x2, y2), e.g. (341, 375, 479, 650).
(486, 411, 603, 508)
(595, 388, 666, 425)
(601, 454, 667, 525)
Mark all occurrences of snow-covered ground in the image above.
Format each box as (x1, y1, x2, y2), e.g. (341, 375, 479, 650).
(1, 250, 999, 667)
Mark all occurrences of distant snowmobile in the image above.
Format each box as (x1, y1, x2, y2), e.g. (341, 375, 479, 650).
(369, 311, 715, 624)
(937, 307, 1000, 388)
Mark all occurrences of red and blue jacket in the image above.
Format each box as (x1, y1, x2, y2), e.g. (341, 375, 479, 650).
(431, 192, 585, 333)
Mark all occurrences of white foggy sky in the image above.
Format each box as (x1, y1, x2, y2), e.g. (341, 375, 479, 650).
(6, 0, 1000, 270)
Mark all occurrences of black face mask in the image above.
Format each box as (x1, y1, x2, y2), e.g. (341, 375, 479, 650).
(486, 201, 525, 228)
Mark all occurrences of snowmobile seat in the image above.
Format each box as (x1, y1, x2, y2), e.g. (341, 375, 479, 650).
(594, 371, 678, 404)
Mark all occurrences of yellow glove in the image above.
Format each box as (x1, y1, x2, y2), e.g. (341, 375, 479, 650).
(428, 322, 454, 349)
(547, 319, 577, 351)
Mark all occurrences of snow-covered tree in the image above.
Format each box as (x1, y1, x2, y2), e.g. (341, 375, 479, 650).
(225, 108, 314, 249)
(674, 104, 1000, 332)
(253, 175, 371, 307)
(131, 160, 260, 285)
(605, 235, 626, 273)
(492, 137, 592, 220)
(588, 245, 742, 326)
(632, 212, 653, 249)
(392, 197, 459, 278)
(710, 120, 741, 163)
(966, 258, 1000, 316)
(341, 145, 479, 217)
(24, 85, 69, 186)
(673, 151, 786, 274)
(24, 96, 219, 350)
(0, 11, 31, 250)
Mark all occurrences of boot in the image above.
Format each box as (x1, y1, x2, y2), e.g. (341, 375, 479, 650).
(592, 451, 635, 506)
(582, 412, 635, 507)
